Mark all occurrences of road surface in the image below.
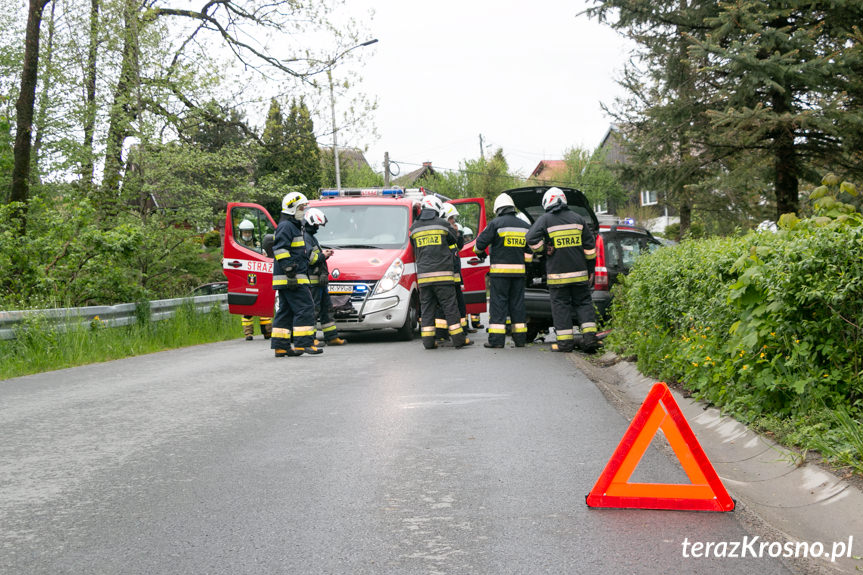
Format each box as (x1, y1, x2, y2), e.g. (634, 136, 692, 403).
(1, 331, 797, 574)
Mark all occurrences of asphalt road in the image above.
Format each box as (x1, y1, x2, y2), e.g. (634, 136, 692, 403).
(1, 329, 797, 574)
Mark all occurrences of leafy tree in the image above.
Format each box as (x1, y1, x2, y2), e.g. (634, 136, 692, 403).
(554, 146, 627, 212)
(463, 148, 519, 208)
(9, 0, 52, 224)
(182, 100, 248, 153)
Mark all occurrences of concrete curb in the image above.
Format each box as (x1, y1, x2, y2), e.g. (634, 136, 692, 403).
(572, 352, 863, 575)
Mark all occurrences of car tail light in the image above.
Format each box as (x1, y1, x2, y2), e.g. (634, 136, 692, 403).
(594, 234, 609, 290)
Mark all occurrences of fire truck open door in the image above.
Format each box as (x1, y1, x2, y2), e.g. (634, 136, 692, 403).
(223, 202, 277, 318)
(449, 197, 489, 315)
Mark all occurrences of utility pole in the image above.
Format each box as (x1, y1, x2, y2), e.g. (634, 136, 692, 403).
(384, 152, 390, 187)
(479, 134, 484, 160)
(328, 68, 341, 190)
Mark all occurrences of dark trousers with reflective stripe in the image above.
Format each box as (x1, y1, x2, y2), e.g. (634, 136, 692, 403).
(434, 282, 467, 336)
(271, 286, 316, 349)
(488, 275, 527, 347)
(420, 282, 465, 349)
(311, 284, 339, 341)
(549, 282, 595, 351)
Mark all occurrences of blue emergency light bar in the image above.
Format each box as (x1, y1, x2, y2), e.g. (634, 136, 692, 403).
(319, 188, 405, 198)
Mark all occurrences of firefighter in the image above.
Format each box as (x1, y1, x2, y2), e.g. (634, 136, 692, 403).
(526, 187, 600, 353)
(474, 192, 530, 348)
(270, 192, 323, 357)
(409, 195, 470, 349)
(237, 219, 272, 340)
(304, 207, 346, 346)
(435, 203, 473, 339)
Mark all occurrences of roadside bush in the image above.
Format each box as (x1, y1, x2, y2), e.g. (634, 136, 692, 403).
(608, 212, 863, 471)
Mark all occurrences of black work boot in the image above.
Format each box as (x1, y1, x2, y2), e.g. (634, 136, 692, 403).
(581, 332, 599, 354)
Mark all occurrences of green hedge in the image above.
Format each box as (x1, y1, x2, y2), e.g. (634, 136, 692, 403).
(608, 219, 863, 470)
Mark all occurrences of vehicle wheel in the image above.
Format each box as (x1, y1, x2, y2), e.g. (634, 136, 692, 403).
(396, 294, 419, 341)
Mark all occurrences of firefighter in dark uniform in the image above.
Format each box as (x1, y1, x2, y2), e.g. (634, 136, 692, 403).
(473, 192, 530, 348)
(526, 187, 600, 353)
(303, 207, 346, 347)
(409, 195, 470, 350)
(270, 192, 323, 357)
(236, 219, 273, 340)
(435, 203, 473, 340)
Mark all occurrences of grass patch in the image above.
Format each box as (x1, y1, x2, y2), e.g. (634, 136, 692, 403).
(0, 301, 241, 380)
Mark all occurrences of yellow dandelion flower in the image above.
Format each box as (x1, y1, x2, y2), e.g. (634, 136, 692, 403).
(742, 365, 749, 370)
(692, 362, 699, 367)
(760, 352, 766, 358)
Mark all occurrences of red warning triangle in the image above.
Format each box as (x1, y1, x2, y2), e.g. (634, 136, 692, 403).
(586, 382, 735, 512)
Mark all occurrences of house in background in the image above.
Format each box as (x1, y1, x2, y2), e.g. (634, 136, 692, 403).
(320, 146, 372, 172)
(529, 160, 568, 182)
(392, 161, 437, 187)
(596, 125, 677, 234)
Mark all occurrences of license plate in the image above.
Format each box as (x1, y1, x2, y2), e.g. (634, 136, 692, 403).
(328, 283, 353, 294)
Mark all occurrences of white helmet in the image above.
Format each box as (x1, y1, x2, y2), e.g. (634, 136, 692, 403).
(462, 226, 474, 238)
(238, 219, 255, 231)
(420, 195, 444, 217)
(281, 191, 308, 215)
(541, 187, 566, 212)
(442, 203, 459, 220)
(493, 193, 515, 215)
(304, 207, 327, 227)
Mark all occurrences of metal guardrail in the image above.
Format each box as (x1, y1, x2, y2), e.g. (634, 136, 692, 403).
(0, 294, 228, 341)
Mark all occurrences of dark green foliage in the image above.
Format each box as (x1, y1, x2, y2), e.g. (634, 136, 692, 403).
(283, 97, 321, 195)
(608, 191, 863, 468)
(0, 184, 225, 309)
(586, 0, 863, 228)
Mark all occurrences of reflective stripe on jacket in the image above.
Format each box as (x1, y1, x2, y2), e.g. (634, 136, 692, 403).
(410, 216, 458, 286)
(272, 214, 309, 290)
(525, 207, 596, 284)
(474, 212, 530, 276)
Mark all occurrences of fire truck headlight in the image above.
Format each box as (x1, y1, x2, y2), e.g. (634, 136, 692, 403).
(374, 258, 404, 295)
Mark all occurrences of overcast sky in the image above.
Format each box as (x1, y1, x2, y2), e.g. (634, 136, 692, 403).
(327, 0, 635, 179)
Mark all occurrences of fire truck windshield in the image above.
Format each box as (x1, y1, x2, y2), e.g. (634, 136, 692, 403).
(314, 205, 410, 249)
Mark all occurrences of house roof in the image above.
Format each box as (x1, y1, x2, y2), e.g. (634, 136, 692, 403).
(529, 160, 568, 180)
(320, 147, 371, 170)
(393, 162, 436, 187)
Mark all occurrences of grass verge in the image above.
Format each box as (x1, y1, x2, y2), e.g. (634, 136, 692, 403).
(0, 302, 241, 380)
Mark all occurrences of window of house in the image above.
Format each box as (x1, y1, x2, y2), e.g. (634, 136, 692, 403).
(640, 190, 658, 206)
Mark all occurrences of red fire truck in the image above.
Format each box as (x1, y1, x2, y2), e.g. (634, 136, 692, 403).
(222, 188, 490, 340)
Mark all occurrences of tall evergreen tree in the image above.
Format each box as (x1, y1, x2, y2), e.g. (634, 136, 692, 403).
(283, 97, 320, 195)
(257, 98, 289, 179)
(692, 0, 863, 217)
(586, 0, 721, 235)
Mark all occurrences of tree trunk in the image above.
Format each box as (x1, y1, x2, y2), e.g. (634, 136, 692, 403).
(81, 0, 100, 190)
(10, 0, 50, 221)
(772, 103, 799, 217)
(100, 0, 139, 214)
(32, 0, 56, 185)
(678, 194, 692, 237)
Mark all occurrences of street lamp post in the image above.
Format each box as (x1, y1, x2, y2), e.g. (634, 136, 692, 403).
(327, 39, 378, 190)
